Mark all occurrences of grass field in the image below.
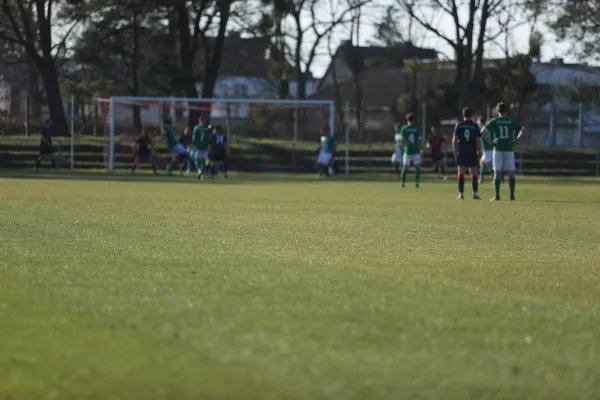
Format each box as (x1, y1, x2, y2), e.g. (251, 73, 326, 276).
(1, 171, 599, 400)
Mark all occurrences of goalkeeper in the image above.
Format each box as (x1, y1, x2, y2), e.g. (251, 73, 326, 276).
(192, 117, 212, 180)
(163, 119, 187, 176)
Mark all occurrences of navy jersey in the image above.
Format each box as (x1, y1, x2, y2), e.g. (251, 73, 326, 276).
(453, 120, 480, 153)
(212, 131, 227, 151)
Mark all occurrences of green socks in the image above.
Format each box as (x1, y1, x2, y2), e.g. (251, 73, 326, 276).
(480, 166, 485, 181)
(167, 161, 176, 175)
(509, 175, 516, 199)
(415, 166, 421, 185)
(401, 167, 408, 185)
(493, 176, 501, 199)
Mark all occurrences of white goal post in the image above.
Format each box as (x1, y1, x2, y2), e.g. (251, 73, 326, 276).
(104, 96, 337, 173)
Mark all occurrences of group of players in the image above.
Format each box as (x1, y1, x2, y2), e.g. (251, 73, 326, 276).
(31, 102, 525, 201)
(393, 101, 526, 201)
(131, 117, 228, 180)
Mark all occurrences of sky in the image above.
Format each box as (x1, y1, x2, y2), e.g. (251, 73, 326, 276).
(303, 0, 574, 78)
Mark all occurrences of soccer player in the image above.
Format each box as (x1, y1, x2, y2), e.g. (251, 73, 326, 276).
(210, 125, 228, 178)
(34, 119, 56, 172)
(316, 127, 337, 178)
(480, 102, 526, 201)
(477, 116, 492, 184)
(163, 119, 187, 176)
(391, 123, 403, 179)
(398, 113, 422, 188)
(178, 127, 193, 175)
(192, 117, 212, 180)
(452, 107, 482, 200)
(426, 127, 447, 180)
(131, 129, 157, 174)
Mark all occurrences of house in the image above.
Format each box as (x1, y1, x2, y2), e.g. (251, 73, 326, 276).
(195, 33, 317, 120)
(0, 60, 29, 116)
(311, 56, 600, 146)
(318, 41, 438, 89)
(111, 32, 318, 125)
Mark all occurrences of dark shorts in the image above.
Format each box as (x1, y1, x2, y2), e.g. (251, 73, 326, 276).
(39, 142, 54, 156)
(137, 147, 151, 159)
(431, 152, 443, 163)
(455, 152, 479, 167)
(211, 150, 226, 162)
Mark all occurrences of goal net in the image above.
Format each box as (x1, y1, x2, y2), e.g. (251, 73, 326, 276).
(96, 96, 336, 174)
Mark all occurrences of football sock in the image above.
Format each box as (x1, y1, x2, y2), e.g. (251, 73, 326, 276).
(457, 173, 465, 194)
(472, 175, 478, 193)
(493, 175, 502, 199)
(441, 164, 447, 175)
(501, 172, 505, 183)
(50, 159, 56, 170)
(318, 166, 324, 176)
(167, 161, 176, 174)
(509, 175, 516, 198)
(401, 167, 408, 185)
(415, 166, 421, 185)
(479, 166, 485, 181)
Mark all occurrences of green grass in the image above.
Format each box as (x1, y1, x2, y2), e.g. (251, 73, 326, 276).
(1, 171, 599, 399)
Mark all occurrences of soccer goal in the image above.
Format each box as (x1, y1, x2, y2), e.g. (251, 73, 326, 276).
(96, 96, 337, 174)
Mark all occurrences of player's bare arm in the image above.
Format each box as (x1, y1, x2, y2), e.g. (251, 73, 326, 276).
(480, 128, 493, 146)
(451, 135, 457, 155)
(514, 127, 526, 144)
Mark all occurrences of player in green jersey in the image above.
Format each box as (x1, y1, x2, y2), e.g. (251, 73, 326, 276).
(398, 113, 422, 188)
(192, 117, 213, 180)
(480, 102, 526, 201)
(391, 123, 403, 179)
(316, 127, 337, 177)
(163, 120, 187, 176)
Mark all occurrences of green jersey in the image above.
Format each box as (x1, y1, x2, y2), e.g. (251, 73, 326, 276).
(483, 116, 524, 152)
(192, 124, 212, 150)
(163, 127, 178, 150)
(399, 124, 421, 155)
(320, 135, 337, 153)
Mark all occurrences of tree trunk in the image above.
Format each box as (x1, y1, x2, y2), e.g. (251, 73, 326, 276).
(176, 1, 200, 129)
(201, 1, 231, 99)
(200, 1, 231, 123)
(131, 6, 141, 134)
(39, 62, 68, 136)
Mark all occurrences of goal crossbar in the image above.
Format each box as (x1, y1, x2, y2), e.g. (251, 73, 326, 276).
(104, 96, 336, 173)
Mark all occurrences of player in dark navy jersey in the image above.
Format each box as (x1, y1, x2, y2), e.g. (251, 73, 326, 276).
(210, 125, 228, 178)
(34, 119, 56, 172)
(452, 107, 482, 200)
(131, 129, 157, 174)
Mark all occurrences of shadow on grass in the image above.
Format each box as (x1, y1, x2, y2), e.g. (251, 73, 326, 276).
(531, 199, 600, 204)
(0, 169, 405, 185)
(0, 169, 598, 186)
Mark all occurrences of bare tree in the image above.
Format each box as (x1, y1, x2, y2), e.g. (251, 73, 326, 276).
(395, 0, 525, 113)
(0, 0, 78, 135)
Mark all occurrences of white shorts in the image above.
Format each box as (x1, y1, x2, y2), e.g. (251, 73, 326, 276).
(481, 150, 493, 164)
(171, 143, 186, 158)
(317, 151, 333, 165)
(193, 150, 209, 160)
(402, 154, 421, 167)
(391, 149, 402, 163)
(492, 150, 515, 171)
